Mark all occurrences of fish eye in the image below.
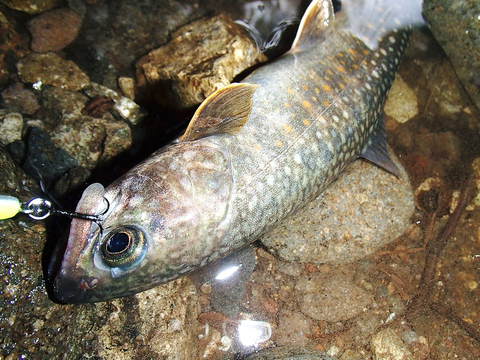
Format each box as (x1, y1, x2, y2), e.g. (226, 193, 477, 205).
(101, 226, 146, 268)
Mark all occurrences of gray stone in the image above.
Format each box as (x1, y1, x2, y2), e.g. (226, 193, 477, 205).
(295, 271, 374, 322)
(423, 0, 480, 111)
(261, 155, 414, 265)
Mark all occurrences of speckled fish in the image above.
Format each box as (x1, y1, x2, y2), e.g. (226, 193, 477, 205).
(54, 0, 422, 303)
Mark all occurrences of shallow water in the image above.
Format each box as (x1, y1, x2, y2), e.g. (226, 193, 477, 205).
(0, 1, 479, 359)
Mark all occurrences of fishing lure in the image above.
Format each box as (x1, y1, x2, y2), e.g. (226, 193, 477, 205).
(0, 194, 107, 222)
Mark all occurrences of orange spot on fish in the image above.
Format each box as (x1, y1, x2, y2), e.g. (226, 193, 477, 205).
(315, 87, 320, 94)
(303, 119, 312, 126)
(303, 85, 310, 91)
(322, 100, 330, 107)
(275, 140, 284, 147)
(302, 100, 313, 110)
(283, 124, 294, 133)
(322, 84, 332, 92)
(363, 49, 370, 55)
(287, 88, 294, 94)
(348, 48, 358, 56)
(284, 103, 292, 108)
(336, 65, 346, 73)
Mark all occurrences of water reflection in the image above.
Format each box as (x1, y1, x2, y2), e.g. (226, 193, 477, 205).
(238, 320, 273, 347)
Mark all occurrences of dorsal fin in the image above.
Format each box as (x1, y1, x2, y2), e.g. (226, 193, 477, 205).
(181, 83, 258, 142)
(291, 0, 335, 52)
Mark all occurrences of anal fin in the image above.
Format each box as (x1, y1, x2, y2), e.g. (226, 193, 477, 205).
(360, 120, 401, 177)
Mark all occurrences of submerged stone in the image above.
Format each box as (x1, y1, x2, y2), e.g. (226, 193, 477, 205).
(423, 0, 480, 111)
(261, 154, 414, 265)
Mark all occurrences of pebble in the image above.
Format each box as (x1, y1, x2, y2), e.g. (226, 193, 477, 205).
(1, 82, 40, 115)
(17, 52, 90, 91)
(261, 154, 414, 265)
(0, 0, 60, 14)
(384, 75, 418, 123)
(136, 14, 266, 108)
(0, 112, 23, 145)
(28, 8, 82, 52)
(371, 328, 413, 360)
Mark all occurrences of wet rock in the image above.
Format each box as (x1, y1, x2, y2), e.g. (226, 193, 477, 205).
(423, 0, 480, 111)
(17, 52, 90, 91)
(20, 126, 79, 186)
(84, 82, 145, 125)
(28, 8, 83, 53)
(371, 328, 413, 360)
(136, 14, 266, 108)
(261, 155, 414, 265)
(245, 346, 335, 360)
(384, 75, 418, 123)
(40, 87, 132, 171)
(295, 271, 374, 322)
(97, 278, 201, 360)
(118, 76, 136, 100)
(274, 310, 313, 346)
(0, 11, 30, 86)
(0, 112, 23, 145)
(69, 0, 204, 90)
(1, 82, 40, 115)
(0, 0, 60, 14)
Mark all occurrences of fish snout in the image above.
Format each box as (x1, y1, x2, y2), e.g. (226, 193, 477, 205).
(53, 270, 99, 304)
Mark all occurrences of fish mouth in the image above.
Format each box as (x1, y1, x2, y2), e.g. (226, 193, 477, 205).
(53, 270, 100, 303)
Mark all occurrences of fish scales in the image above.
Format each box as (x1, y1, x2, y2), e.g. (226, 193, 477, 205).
(222, 30, 409, 250)
(53, 0, 415, 303)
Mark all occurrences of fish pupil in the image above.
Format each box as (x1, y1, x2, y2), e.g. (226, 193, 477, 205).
(106, 232, 130, 254)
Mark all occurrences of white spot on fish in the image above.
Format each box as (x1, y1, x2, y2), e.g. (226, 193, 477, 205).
(370, 59, 377, 66)
(294, 153, 303, 164)
(266, 174, 275, 186)
(342, 110, 349, 119)
(389, 36, 396, 43)
(372, 70, 379, 78)
(332, 115, 340, 122)
(380, 48, 387, 56)
(316, 130, 322, 139)
(284, 166, 292, 176)
(365, 83, 372, 90)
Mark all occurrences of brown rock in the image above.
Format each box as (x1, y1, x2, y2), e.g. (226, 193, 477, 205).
(136, 14, 266, 109)
(1, 82, 40, 115)
(17, 52, 90, 91)
(28, 8, 82, 52)
(0, 0, 60, 14)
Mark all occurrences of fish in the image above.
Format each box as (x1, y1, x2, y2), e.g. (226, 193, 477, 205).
(54, 0, 422, 303)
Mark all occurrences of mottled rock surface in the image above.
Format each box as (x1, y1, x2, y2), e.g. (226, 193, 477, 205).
(28, 8, 83, 52)
(1, 82, 40, 115)
(245, 346, 335, 360)
(0, 0, 59, 14)
(0, 112, 23, 145)
(137, 14, 266, 108)
(17, 52, 90, 91)
(295, 271, 374, 322)
(423, 0, 480, 111)
(371, 328, 414, 360)
(261, 155, 414, 264)
(385, 75, 418, 123)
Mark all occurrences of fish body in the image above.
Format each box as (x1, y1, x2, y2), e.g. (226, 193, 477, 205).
(54, 0, 417, 303)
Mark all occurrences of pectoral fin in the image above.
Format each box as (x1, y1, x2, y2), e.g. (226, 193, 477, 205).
(181, 83, 258, 142)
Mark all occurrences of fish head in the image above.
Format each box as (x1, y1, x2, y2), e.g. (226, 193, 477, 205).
(54, 143, 233, 303)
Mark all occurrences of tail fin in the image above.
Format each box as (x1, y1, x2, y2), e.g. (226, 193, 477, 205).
(341, 0, 425, 49)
